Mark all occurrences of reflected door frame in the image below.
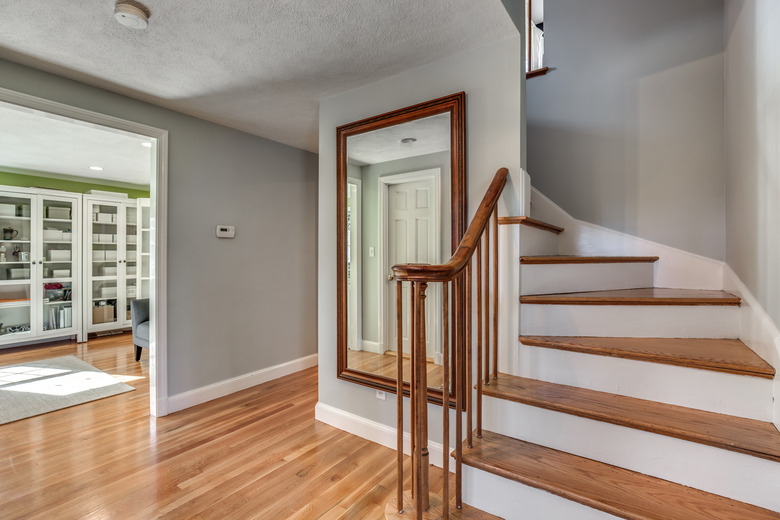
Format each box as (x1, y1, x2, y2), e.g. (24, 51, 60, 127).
(379, 168, 441, 362)
(346, 177, 362, 352)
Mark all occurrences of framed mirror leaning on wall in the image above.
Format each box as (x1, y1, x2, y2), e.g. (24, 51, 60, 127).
(337, 93, 466, 404)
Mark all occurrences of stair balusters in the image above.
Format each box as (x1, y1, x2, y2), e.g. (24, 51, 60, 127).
(389, 168, 507, 519)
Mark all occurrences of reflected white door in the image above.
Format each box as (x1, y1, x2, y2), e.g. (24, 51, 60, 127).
(387, 178, 438, 358)
(347, 181, 360, 351)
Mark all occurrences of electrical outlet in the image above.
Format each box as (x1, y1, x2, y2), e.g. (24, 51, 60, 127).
(376, 390, 386, 400)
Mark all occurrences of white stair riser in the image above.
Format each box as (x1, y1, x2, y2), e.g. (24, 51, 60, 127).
(462, 465, 622, 520)
(521, 304, 739, 338)
(513, 345, 773, 420)
(520, 262, 654, 295)
(482, 397, 780, 512)
(518, 226, 559, 256)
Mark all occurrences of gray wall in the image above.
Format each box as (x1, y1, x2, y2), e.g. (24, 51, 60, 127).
(527, 0, 726, 259)
(0, 58, 318, 396)
(319, 35, 525, 437)
(724, 0, 780, 327)
(359, 151, 451, 345)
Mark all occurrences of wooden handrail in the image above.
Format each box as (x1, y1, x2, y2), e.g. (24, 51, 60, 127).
(389, 167, 508, 518)
(392, 168, 508, 282)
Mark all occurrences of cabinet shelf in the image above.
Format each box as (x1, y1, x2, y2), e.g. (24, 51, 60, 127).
(0, 299, 31, 309)
(0, 261, 31, 265)
(43, 278, 73, 283)
(43, 300, 72, 305)
(92, 275, 118, 281)
(43, 218, 72, 223)
(0, 216, 31, 221)
(43, 260, 73, 265)
(43, 240, 73, 244)
(0, 240, 31, 244)
(0, 279, 31, 286)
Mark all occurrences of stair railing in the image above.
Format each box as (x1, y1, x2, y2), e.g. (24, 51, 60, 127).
(390, 167, 507, 519)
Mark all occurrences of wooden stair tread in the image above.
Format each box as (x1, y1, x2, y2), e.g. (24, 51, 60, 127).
(519, 336, 775, 379)
(385, 491, 502, 519)
(497, 216, 564, 234)
(520, 255, 659, 264)
(461, 430, 780, 520)
(520, 288, 741, 306)
(482, 373, 780, 463)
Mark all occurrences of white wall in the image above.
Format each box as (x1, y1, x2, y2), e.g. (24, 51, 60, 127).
(0, 58, 318, 397)
(526, 0, 726, 259)
(318, 35, 525, 437)
(724, 0, 780, 329)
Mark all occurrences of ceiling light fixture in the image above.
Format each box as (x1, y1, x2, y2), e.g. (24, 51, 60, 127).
(89, 166, 104, 171)
(114, 2, 150, 30)
(400, 137, 417, 145)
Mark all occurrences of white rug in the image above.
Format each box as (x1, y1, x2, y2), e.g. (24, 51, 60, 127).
(0, 355, 135, 425)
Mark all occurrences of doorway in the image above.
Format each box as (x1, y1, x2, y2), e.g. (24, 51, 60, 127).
(0, 86, 168, 417)
(380, 169, 441, 362)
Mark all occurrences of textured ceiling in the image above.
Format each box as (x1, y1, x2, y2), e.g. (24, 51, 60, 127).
(348, 114, 450, 166)
(0, 1, 517, 153)
(0, 101, 152, 185)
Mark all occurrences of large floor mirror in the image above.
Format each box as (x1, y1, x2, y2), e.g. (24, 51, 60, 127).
(337, 93, 465, 403)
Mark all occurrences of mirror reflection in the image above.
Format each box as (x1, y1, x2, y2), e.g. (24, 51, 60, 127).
(345, 113, 452, 390)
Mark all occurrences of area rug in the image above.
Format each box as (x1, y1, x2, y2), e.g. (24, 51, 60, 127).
(0, 355, 135, 425)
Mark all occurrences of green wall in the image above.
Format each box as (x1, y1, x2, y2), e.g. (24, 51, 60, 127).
(0, 171, 150, 199)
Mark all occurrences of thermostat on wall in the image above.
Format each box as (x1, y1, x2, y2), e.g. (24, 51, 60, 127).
(216, 225, 235, 238)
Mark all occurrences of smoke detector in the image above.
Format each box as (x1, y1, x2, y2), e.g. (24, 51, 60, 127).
(114, 2, 150, 29)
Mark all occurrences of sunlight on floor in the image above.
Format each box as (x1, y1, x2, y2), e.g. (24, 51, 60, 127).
(111, 374, 145, 383)
(1, 371, 119, 396)
(0, 366, 68, 385)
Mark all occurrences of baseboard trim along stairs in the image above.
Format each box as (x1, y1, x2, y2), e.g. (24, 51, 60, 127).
(465, 215, 780, 518)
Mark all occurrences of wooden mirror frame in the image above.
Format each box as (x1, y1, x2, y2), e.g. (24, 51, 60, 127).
(336, 92, 466, 405)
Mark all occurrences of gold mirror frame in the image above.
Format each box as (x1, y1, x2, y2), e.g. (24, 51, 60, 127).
(336, 92, 466, 404)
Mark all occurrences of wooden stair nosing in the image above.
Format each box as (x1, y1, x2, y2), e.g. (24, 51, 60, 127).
(520, 255, 659, 265)
(482, 373, 780, 463)
(518, 336, 775, 379)
(497, 216, 564, 234)
(520, 288, 742, 306)
(460, 430, 780, 520)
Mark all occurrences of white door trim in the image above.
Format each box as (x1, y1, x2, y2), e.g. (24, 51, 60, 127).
(346, 177, 363, 352)
(0, 86, 170, 417)
(379, 168, 441, 358)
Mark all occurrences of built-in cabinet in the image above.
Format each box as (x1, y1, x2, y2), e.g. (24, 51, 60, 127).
(0, 186, 148, 349)
(83, 194, 140, 334)
(0, 188, 82, 346)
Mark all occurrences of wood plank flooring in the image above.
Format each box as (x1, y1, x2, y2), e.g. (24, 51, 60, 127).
(519, 336, 775, 378)
(483, 372, 780, 463)
(462, 430, 780, 520)
(0, 336, 451, 520)
(520, 288, 742, 306)
(348, 350, 445, 390)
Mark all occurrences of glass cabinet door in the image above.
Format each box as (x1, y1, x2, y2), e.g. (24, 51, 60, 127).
(40, 197, 75, 332)
(124, 203, 138, 323)
(139, 200, 151, 299)
(0, 194, 34, 338)
(89, 202, 119, 327)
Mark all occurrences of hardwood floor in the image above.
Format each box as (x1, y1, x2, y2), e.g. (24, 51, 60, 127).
(0, 335, 450, 520)
(348, 349, 445, 390)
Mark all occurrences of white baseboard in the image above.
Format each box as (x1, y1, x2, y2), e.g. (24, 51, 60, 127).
(361, 340, 383, 354)
(315, 402, 454, 471)
(722, 265, 780, 430)
(167, 353, 318, 414)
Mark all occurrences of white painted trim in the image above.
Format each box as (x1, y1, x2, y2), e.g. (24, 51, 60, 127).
(346, 177, 362, 353)
(529, 187, 724, 290)
(315, 402, 454, 472)
(168, 354, 318, 414)
(360, 340, 383, 354)
(722, 265, 780, 430)
(379, 168, 442, 357)
(0, 86, 169, 418)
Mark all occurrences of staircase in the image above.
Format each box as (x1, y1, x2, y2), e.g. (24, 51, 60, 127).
(459, 218, 780, 519)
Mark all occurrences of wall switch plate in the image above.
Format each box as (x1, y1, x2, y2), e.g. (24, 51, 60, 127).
(376, 390, 386, 400)
(216, 225, 235, 238)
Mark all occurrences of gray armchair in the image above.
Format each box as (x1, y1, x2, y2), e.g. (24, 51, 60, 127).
(131, 298, 150, 361)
